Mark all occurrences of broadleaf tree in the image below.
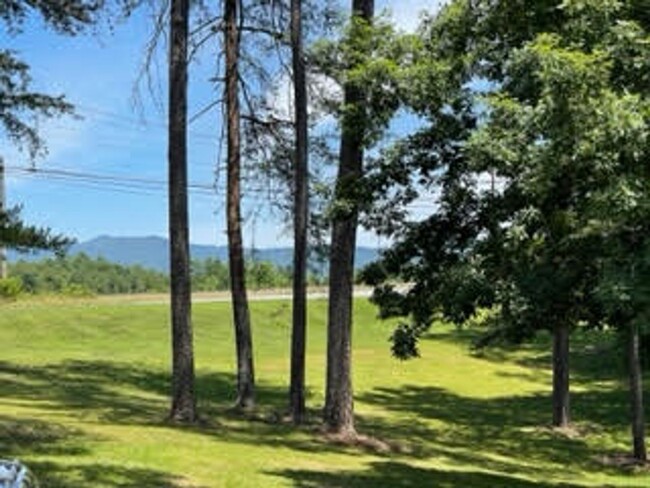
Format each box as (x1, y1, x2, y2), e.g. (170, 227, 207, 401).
(363, 0, 649, 459)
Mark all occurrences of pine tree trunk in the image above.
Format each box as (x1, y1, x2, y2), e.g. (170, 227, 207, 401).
(168, 0, 196, 422)
(628, 321, 647, 462)
(324, 0, 374, 436)
(289, 0, 309, 424)
(225, 0, 255, 409)
(552, 323, 570, 428)
(324, 213, 358, 435)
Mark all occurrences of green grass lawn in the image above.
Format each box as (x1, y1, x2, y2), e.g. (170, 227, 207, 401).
(0, 296, 647, 487)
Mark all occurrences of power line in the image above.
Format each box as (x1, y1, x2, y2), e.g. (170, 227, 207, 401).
(8, 166, 215, 191)
(13, 176, 173, 198)
(74, 103, 219, 142)
(5, 165, 282, 202)
(8, 164, 483, 210)
(6, 166, 212, 198)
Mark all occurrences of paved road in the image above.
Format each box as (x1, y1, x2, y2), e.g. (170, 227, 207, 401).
(119, 287, 375, 306)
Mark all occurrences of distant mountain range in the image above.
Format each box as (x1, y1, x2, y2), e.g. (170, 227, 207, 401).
(8, 235, 381, 273)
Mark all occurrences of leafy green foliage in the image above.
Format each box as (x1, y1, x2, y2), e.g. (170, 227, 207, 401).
(311, 16, 408, 143)
(191, 257, 229, 291)
(0, 276, 22, 299)
(362, 0, 650, 354)
(192, 258, 298, 291)
(310, 14, 417, 226)
(9, 255, 315, 295)
(246, 260, 291, 290)
(11, 254, 168, 294)
(390, 322, 421, 359)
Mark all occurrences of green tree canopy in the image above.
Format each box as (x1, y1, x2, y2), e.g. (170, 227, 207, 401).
(362, 0, 649, 458)
(364, 0, 649, 353)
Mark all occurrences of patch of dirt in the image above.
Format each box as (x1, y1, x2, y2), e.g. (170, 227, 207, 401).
(597, 453, 649, 470)
(549, 424, 588, 439)
(526, 423, 600, 439)
(322, 430, 412, 455)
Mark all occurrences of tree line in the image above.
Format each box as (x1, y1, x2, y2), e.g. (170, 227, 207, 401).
(4, 254, 306, 295)
(1, 0, 648, 466)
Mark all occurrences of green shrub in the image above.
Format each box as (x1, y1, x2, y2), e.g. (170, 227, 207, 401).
(0, 277, 23, 299)
(61, 283, 95, 297)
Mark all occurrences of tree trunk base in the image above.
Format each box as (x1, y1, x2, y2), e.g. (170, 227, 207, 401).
(323, 430, 395, 454)
(552, 324, 571, 428)
(168, 409, 198, 425)
(549, 424, 583, 439)
(234, 398, 255, 411)
(289, 409, 306, 426)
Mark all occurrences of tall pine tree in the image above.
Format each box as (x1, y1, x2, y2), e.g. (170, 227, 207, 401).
(225, 0, 255, 409)
(168, 0, 197, 423)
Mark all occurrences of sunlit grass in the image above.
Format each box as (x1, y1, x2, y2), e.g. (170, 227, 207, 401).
(0, 297, 646, 487)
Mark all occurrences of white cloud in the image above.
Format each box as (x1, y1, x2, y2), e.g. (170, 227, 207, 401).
(378, 0, 447, 32)
(267, 72, 342, 124)
(267, 73, 294, 122)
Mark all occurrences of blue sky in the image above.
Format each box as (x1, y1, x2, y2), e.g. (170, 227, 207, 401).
(2, 0, 442, 248)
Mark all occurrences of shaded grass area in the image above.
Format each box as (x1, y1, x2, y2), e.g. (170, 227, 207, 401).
(28, 461, 198, 488)
(0, 413, 202, 487)
(271, 461, 588, 488)
(0, 298, 647, 487)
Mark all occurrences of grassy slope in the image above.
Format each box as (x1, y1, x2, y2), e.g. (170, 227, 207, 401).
(0, 297, 646, 487)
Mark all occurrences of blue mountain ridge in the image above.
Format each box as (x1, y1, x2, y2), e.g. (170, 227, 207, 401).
(8, 235, 381, 272)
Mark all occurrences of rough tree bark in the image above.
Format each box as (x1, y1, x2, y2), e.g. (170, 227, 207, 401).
(225, 0, 255, 409)
(289, 0, 309, 424)
(324, 0, 374, 436)
(168, 0, 197, 422)
(628, 321, 647, 462)
(552, 323, 570, 428)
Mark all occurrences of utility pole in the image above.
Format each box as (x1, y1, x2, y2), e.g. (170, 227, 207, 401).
(0, 156, 7, 279)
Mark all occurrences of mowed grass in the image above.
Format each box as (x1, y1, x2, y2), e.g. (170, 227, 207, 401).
(0, 296, 647, 487)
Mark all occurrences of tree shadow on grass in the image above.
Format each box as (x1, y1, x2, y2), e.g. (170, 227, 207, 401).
(357, 385, 640, 482)
(0, 360, 306, 487)
(424, 328, 639, 432)
(0, 359, 287, 426)
(0, 359, 349, 457)
(429, 327, 629, 384)
(269, 460, 603, 488)
(0, 414, 90, 457)
(0, 357, 641, 486)
(0, 415, 204, 487)
(29, 461, 205, 488)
